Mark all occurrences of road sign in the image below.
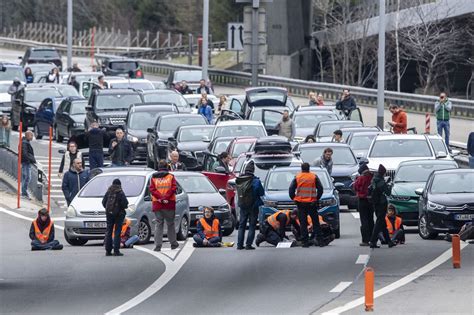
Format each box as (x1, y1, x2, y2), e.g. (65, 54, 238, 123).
(228, 23, 244, 51)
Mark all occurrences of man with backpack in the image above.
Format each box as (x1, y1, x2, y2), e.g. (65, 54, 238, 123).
(236, 161, 264, 250)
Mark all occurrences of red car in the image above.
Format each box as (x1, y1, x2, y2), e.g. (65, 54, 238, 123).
(226, 136, 257, 170)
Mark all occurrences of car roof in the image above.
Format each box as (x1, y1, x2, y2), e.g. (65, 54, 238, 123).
(96, 88, 140, 95)
(294, 110, 336, 115)
(141, 89, 179, 95)
(104, 57, 138, 62)
(232, 136, 257, 143)
(350, 131, 390, 136)
(161, 113, 203, 118)
(215, 120, 264, 126)
(375, 134, 427, 140)
(299, 142, 351, 149)
(297, 105, 337, 111)
(178, 124, 213, 130)
(431, 169, 473, 175)
(245, 87, 287, 93)
(318, 120, 361, 126)
(94, 168, 155, 177)
(398, 159, 458, 167)
(173, 171, 205, 177)
(29, 47, 58, 51)
(130, 104, 175, 112)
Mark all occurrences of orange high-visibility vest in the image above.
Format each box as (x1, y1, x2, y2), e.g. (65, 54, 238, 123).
(33, 220, 53, 244)
(295, 215, 326, 227)
(151, 174, 176, 202)
(199, 218, 220, 239)
(113, 218, 131, 238)
(267, 210, 291, 230)
(385, 216, 402, 236)
(294, 172, 317, 203)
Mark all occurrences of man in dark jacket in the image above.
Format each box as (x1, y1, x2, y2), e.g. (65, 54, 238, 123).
(109, 128, 133, 167)
(86, 121, 108, 169)
(102, 178, 129, 256)
(168, 150, 186, 171)
(256, 209, 298, 247)
(369, 164, 395, 248)
(180, 80, 194, 95)
(335, 89, 357, 118)
(353, 163, 374, 246)
(467, 132, 474, 169)
(29, 208, 63, 250)
(196, 79, 211, 94)
(62, 158, 90, 205)
(236, 161, 265, 250)
(21, 131, 36, 199)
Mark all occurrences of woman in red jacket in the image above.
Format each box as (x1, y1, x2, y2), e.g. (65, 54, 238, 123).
(353, 164, 374, 246)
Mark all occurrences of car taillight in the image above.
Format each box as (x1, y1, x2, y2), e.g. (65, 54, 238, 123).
(136, 70, 143, 78)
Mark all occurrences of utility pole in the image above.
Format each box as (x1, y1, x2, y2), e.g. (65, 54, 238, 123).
(377, 0, 385, 129)
(67, 0, 73, 70)
(251, 0, 259, 86)
(202, 0, 209, 80)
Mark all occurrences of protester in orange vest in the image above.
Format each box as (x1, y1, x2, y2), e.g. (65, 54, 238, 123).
(29, 208, 63, 251)
(380, 204, 405, 244)
(292, 214, 335, 246)
(112, 218, 140, 248)
(149, 160, 179, 252)
(193, 206, 222, 247)
(256, 209, 298, 247)
(388, 104, 408, 134)
(289, 163, 324, 247)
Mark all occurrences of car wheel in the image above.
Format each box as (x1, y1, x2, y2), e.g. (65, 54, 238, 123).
(334, 226, 340, 239)
(56, 126, 63, 143)
(137, 218, 151, 244)
(418, 214, 438, 240)
(34, 125, 42, 140)
(63, 230, 88, 246)
(177, 216, 189, 241)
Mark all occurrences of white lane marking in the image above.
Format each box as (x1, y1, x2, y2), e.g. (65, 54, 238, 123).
(351, 212, 360, 219)
(322, 242, 469, 315)
(105, 242, 195, 315)
(330, 281, 353, 293)
(355, 254, 369, 264)
(0, 207, 64, 230)
(50, 217, 66, 221)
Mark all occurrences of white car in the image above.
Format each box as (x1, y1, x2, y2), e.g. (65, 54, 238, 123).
(0, 80, 16, 114)
(366, 134, 453, 178)
(105, 78, 155, 90)
(183, 94, 219, 114)
(210, 120, 268, 141)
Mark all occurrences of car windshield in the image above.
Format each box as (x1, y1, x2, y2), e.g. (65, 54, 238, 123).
(431, 173, 474, 194)
(231, 142, 254, 157)
(95, 94, 142, 111)
(395, 163, 457, 182)
(174, 71, 202, 82)
(128, 111, 164, 130)
(178, 127, 213, 142)
(300, 146, 357, 165)
(30, 50, 60, 59)
(266, 170, 330, 191)
(0, 67, 25, 81)
(143, 92, 188, 109)
(248, 91, 285, 103)
(109, 61, 138, 71)
(159, 116, 206, 132)
(429, 138, 448, 155)
(28, 64, 55, 74)
(294, 113, 338, 128)
(249, 160, 297, 183)
(370, 139, 432, 157)
(214, 125, 266, 138)
(70, 100, 87, 115)
(79, 175, 145, 197)
(318, 123, 361, 137)
(178, 176, 216, 193)
(25, 89, 61, 102)
(0, 82, 10, 93)
(57, 85, 79, 97)
(350, 134, 377, 150)
(110, 82, 154, 90)
(211, 139, 232, 155)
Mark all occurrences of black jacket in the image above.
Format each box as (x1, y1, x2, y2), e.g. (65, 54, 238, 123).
(86, 128, 107, 151)
(180, 86, 194, 95)
(62, 168, 90, 205)
(108, 138, 133, 164)
(370, 173, 391, 206)
(21, 138, 36, 164)
(289, 172, 324, 202)
(197, 86, 211, 94)
(468, 132, 474, 156)
(102, 188, 129, 216)
(335, 96, 357, 111)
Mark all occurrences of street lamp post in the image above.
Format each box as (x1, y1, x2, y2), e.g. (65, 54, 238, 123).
(67, 0, 73, 70)
(202, 0, 209, 81)
(377, 0, 386, 129)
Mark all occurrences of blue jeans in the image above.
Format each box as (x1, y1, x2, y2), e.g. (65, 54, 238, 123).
(193, 234, 220, 247)
(237, 207, 258, 247)
(469, 156, 474, 169)
(105, 213, 125, 254)
(21, 163, 31, 196)
(31, 239, 62, 250)
(89, 150, 104, 169)
(124, 235, 139, 247)
(437, 120, 450, 148)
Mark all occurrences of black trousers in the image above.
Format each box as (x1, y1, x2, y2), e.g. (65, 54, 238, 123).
(296, 202, 321, 243)
(259, 222, 283, 246)
(370, 203, 391, 245)
(105, 213, 125, 254)
(358, 198, 374, 243)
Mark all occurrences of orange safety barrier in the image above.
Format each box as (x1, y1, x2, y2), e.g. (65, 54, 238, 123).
(365, 267, 374, 311)
(452, 234, 461, 268)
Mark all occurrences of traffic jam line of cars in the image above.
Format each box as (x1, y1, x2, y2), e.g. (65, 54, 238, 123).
(1, 48, 472, 246)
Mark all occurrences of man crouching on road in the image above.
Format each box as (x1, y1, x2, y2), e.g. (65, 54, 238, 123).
(256, 209, 297, 247)
(29, 208, 63, 251)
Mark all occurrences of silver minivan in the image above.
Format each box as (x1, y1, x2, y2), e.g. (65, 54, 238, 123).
(64, 168, 190, 246)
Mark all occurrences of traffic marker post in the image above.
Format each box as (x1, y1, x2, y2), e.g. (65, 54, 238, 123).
(365, 267, 374, 312)
(452, 234, 461, 268)
(16, 122, 23, 208)
(425, 113, 430, 134)
(47, 126, 53, 212)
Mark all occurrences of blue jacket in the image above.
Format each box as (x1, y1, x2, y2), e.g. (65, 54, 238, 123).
(198, 104, 213, 124)
(251, 176, 265, 209)
(62, 168, 90, 205)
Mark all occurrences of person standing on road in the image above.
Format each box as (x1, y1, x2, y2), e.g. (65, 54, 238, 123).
(216, 95, 227, 116)
(198, 97, 213, 124)
(331, 130, 344, 143)
(29, 208, 63, 251)
(256, 210, 296, 247)
(467, 132, 474, 169)
(308, 92, 317, 106)
(435, 92, 452, 148)
(276, 110, 295, 141)
(316, 94, 325, 106)
(70, 63, 82, 72)
(61, 158, 90, 206)
(24, 67, 34, 84)
(193, 206, 222, 247)
(109, 128, 133, 167)
(149, 160, 180, 252)
(313, 147, 333, 176)
(168, 151, 186, 171)
(388, 104, 407, 134)
(21, 131, 36, 200)
(86, 121, 108, 170)
(69, 75, 80, 91)
(8, 78, 24, 104)
(46, 67, 61, 84)
(335, 89, 357, 118)
(236, 161, 265, 250)
(58, 141, 85, 178)
(369, 164, 395, 249)
(102, 179, 128, 256)
(304, 135, 316, 143)
(289, 162, 325, 247)
(196, 79, 211, 94)
(353, 163, 374, 246)
(0, 115, 11, 148)
(179, 80, 193, 95)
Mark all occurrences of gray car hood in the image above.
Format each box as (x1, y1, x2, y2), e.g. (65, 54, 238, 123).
(187, 192, 226, 208)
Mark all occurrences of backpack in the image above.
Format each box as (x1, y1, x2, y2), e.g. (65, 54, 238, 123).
(236, 175, 254, 208)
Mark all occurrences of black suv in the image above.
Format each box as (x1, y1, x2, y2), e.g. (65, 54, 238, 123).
(20, 47, 62, 70)
(99, 57, 143, 78)
(85, 89, 143, 131)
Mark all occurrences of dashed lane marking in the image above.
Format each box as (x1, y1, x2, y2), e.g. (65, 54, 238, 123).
(351, 212, 360, 219)
(329, 282, 353, 293)
(355, 254, 369, 264)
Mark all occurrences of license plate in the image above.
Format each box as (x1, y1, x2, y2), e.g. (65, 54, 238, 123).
(85, 221, 107, 228)
(454, 214, 474, 220)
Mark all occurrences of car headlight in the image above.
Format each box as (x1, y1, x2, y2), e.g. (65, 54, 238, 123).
(390, 195, 410, 201)
(99, 117, 110, 124)
(127, 134, 139, 143)
(264, 200, 278, 207)
(66, 205, 77, 218)
(427, 201, 445, 211)
(319, 198, 337, 207)
(218, 203, 231, 212)
(73, 122, 84, 128)
(126, 204, 137, 215)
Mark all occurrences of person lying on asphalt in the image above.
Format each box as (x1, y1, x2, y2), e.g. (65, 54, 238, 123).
(193, 206, 222, 248)
(29, 208, 63, 251)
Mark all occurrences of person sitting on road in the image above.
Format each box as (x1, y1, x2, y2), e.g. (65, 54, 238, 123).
(335, 89, 357, 118)
(256, 210, 297, 247)
(313, 147, 333, 176)
(193, 206, 222, 247)
(112, 218, 139, 249)
(379, 204, 405, 245)
(58, 141, 85, 178)
(292, 213, 335, 246)
(331, 130, 344, 143)
(29, 208, 63, 251)
(212, 152, 231, 174)
(168, 150, 186, 171)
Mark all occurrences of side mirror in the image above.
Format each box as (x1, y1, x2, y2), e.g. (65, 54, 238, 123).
(415, 188, 424, 196)
(58, 149, 65, 154)
(436, 151, 447, 159)
(218, 188, 226, 196)
(334, 182, 345, 189)
(214, 166, 227, 174)
(147, 128, 154, 133)
(202, 136, 210, 142)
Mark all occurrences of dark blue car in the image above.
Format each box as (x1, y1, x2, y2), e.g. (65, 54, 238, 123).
(260, 167, 341, 238)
